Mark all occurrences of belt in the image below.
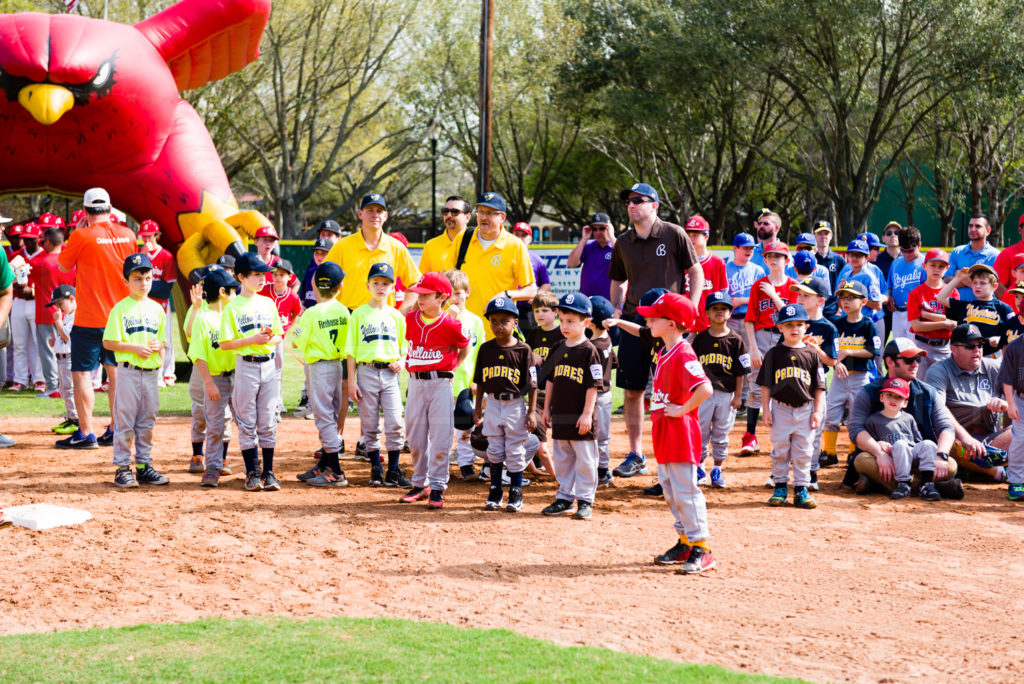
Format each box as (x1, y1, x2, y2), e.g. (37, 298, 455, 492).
(119, 361, 157, 372)
(490, 392, 522, 401)
(773, 399, 809, 409)
(413, 371, 453, 380)
(760, 326, 780, 335)
(362, 361, 392, 370)
(914, 335, 948, 348)
(217, 370, 234, 378)
(241, 354, 274, 363)
(894, 306, 907, 312)
(56, 353, 70, 359)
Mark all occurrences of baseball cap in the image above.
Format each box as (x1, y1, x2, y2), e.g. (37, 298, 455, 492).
(83, 187, 110, 210)
(619, 182, 659, 203)
(216, 254, 235, 269)
(590, 212, 612, 226)
(1011, 254, 1024, 271)
(137, 220, 160, 237)
(475, 192, 507, 213)
(4, 224, 22, 238)
(950, 323, 984, 344)
(776, 303, 810, 324)
(272, 259, 294, 276)
(763, 240, 790, 257)
(812, 219, 832, 233)
(1009, 281, 1024, 295)
(407, 271, 453, 297)
(37, 212, 63, 227)
(70, 209, 86, 224)
(556, 291, 593, 317)
(314, 262, 344, 289)
(254, 225, 279, 240)
(883, 337, 926, 359)
(391, 232, 409, 247)
(846, 239, 870, 255)
(685, 215, 709, 234)
(202, 267, 239, 297)
(315, 219, 342, 235)
(0, 214, 10, 224)
(123, 252, 153, 278)
(858, 233, 882, 248)
(636, 292, 696, 328)
(589, 295, 615, 325)
(754, 207, 773, 221)
(484, 295, 519, 319)
(360, 193, 387, 210)
(512, 221, 531, 235)
(733, 232, 755, 248)
(639, 287, 669, 307)
(880, 378, 911, 400)
(968, 263, 998, 278)
(835, 280, 868, 298)
(45, 284, 75, 307)
(20, 223, 41, 239)
(792, 251, 815, 272)
(234, 252, 272, 274)
(923, 248, 949, 264)
(313, 237, 333, 252)
(367, 262, 395, 282)
(793, 277, 829, 298)
(705, 291, 733, 310)
(796, 232, 814, 246)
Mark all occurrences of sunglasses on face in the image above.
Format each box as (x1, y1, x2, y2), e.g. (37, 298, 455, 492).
(896, 356, 921, 365)
(591, 225, 608, 231)
(955, 342, 984, 350)
(624, 197, 654, 206)
(885, 230, 899, 236)
(441, 208, 465, 216)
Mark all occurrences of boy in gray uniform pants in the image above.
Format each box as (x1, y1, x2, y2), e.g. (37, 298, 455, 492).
(865, 378, 942, 501)
(586, 296, 618, 487)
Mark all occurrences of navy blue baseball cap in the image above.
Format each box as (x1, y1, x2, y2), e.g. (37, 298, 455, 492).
(315, 219, 342, 235)
(216, 254, 235, 269)
(313, 237, 333, 252)
(619, 182, 659, 203)
(361, 193, 387, 210)
(475, 192, 507, 213)
(45, 284, 75, 307)
(234, 252, 272, 274)
(812, 220, 832, 233)
(796, 232, 815, 246)
(202, 266, 239, 297)
(776, 303, 810, 324)
(858, 232, 882, 248)
(792, 250, 816, 272)
(793, 277, 829, 298)
(315, 262, 345, 289)
(589, 295, 615, 325)
(846, 239, 870, 256)
(733, 232, 756, 248)
(590, 212, 612, 226)
(272, 259, 295, 276)
(123, 252, 153, 278)
(367, 262, 395, 282)
(705, 291, 733, 310)
(836, 280, 868, 298)
(639, 287, 669, 307)
(484, 295, 519, 319)
(557, 291, 592, 317)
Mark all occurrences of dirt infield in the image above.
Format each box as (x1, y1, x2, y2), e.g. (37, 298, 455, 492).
(0, 414, 1020, 683)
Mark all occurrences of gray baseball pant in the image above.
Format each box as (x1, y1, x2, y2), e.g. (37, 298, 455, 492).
(823, 371, 870, 433)
(658, 461, 709, 543)
(890, 439, 938, 482)
(309, 359, 344, 452)
(769, 401, 814, 487)
(274, 349, 285, 412)
(160, 305, 176, 381)
(748, 328, 780, 410)
(917, 342, 950, 379)
(406, 376, 454, 491)
(595, 391, 613, 469)
(455, 429, 476, 466)
(699, 389, 736, 464)
(34, 322, 58, 390)
(189, 367, 207, 443)
(356, 364, 404, 452)
(891, 311, 910, 342)
(203, 372, 235, 472)
(1007, 394, 1024, 484)
(57, 354, 77, 420)
(483, 396, 529, 472)
(728, 317, 755, 402)
(233, 357, 280, 450)
(112, 366, 160, 467)
(552, 438, 598, 503)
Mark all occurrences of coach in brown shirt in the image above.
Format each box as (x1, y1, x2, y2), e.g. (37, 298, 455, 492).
(608, 182, 702, 479)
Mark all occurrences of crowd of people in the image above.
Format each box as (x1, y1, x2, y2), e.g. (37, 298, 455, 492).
(2, 182, 1023, 573)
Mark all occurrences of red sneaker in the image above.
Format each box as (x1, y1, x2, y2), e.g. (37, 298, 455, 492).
(400, 486, 429, 503)
(33, 381, 46, 392)
(739, 432, 759, 455)
(7, 382, 27, 392)
(676, 547, 716, 575)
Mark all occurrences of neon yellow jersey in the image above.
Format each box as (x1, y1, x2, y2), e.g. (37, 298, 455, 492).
(325, 231, 421, 310)
(453, 308, 485, 397)
(102, 296, 165, 369)
(184, 299, 209, 343)
(292, 299, 351, 364)
(346, 303, 406, 363)
(419, 229, 465, 274)
(460, 229, 535, 335)
(219, 293, 284, 357)
(188, 308, 235, 376)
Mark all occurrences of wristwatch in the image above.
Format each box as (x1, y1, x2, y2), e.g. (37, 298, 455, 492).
(937, 451, 949, 461)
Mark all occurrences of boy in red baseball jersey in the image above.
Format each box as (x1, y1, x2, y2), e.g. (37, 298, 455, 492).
(261, 260, 302, 417)
(907, 248, 958, 378)
(683, 215, 728, 334)
(640, 293, 715, 574)
(400, 272, 472, 508)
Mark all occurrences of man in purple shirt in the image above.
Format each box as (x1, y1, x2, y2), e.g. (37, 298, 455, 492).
(567, 212, 616, 299)
(511, 221, 551, 331)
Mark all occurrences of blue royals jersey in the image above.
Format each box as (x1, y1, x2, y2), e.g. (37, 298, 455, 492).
(725, 259, 766, 316)
(887, 255, 925, 308)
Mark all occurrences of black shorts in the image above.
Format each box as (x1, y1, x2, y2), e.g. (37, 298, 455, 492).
(615, 318, 654, 391)
(70, 326, 116, 372)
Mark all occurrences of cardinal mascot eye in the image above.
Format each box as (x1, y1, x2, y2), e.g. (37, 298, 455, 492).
(68, 52, 118, 105)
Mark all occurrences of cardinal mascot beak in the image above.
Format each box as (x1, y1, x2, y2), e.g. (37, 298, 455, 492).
(18, 84, 75, 125)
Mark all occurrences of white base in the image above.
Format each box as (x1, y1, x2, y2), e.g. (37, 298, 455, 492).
(3, 503, 92, 530)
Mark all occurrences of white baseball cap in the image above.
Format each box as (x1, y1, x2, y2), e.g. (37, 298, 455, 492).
(0, 215, 11, 224)
(83, 188, 111, 210)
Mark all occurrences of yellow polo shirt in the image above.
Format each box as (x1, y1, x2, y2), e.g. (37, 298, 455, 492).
(325, 230, 422, 310)
(462, 228, 535, 329)
(419, 229, 466, 274)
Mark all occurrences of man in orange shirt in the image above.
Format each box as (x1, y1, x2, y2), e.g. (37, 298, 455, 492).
(56, 188, 137, 449)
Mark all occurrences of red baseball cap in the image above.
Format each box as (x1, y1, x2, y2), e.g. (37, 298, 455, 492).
(880, 378, 911, 400)
(407, 272, 453, 297)
(20, 222, 41, 239)
(254, 225, 279, 240)
(4, 223, 22, 238)
(1012, 254, 1024, 271)
(883, 337, 926, 359)
(37, 212, 63, 227)
(923, 248, 948, 264)
(391, 232, 409, 247)
(685, 215, 710, 234)
(763, 240, 790, 257)
(71, 210, 87, 224)
(137, 219, 160, 237)
(512, 222, 531, 235)
(636, 292, 697, 329)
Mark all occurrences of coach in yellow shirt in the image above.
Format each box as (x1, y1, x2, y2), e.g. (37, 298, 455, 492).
(419, 195, 473, 274)
(324, 193, 421, 312)
(461, 192, 537, 335)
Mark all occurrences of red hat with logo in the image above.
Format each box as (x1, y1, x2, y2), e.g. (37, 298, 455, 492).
(763, 240, 790, 257)
(636, 292, 697, 329)
(407, 271, 453, 297)
(137, 219, 160, 237)
(20, 222, 42, 239)
(70, 210, 87, 224)
(4, 223, 22, 238)
(512, 221, 531, 235)
(37, 212, 64, 228)
(880, 378, 911, 400)
(254, 225, 279, 240)
(923, 248, 948, 264)
(685, 215, 710, 234)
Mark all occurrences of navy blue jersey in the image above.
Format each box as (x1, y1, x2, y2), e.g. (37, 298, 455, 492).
(806, 317, 839, 360)
(833, 316, 880, 372)
(946, 298, 1014, 356)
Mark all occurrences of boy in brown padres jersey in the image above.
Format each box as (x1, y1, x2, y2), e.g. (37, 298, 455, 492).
(473, 296, 538, 512)
(756, 303, 826, 509)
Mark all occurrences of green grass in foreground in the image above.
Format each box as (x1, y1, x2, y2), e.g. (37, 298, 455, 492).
(0, 616, 802, 683)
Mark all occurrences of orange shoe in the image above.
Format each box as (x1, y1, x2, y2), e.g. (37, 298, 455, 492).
(739, 432, 759, 455)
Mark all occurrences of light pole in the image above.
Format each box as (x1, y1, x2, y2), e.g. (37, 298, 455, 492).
(428, 119, 441, 238)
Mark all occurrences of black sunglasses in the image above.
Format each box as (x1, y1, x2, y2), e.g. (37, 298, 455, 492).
(955, 342, 984, 350)
(895, 356, 921, 365)
(441, 208, 465, 216)
(591, 225, 608, 231)
(885, 230, 900, 236)
(624, 197, 654, 206)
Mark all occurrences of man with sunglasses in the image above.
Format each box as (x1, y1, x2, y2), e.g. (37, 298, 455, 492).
(749, 208, 787, 273)
(419, 196, 473, 274)
(924, 323, 1010, 483)
(947, 214, 1000, 302)
(567, 212, 616, 299)
(886, 227, 925, 341)
(609, 182, 702, 478)
(846, 338, 963, 497)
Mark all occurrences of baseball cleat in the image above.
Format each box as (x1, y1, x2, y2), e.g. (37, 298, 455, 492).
(613, 452, 647, 478)
(244, 472, 263, 491)
(793, 486, 817, 509)
(261, 471, 281, 491)
(918, 481, 941, 501)
(655, 540, 691, 565)
(200, 471, 220, 488)
(385, 468, 411, 488)
(739, 432, 759, 455)
(890, 482, 912, 500)
(676, 547, 716, 575)
(696, 466, 709, 486)
(1008, 482, 1024, 501)
(506, 487, 523, 512)
(818, 451, 839, 468)
(541, 498, 574, 516)
(220, 461, 233, 476)
(768, 485, 788, 506)
(113, 466, 139, 489)
(572, 501, 593, 520)
(307, 469, 348, 488)
(36, 388, 61, 399)
(297, 465, 323, 482)
(400, 486, 428, 503)
(136, 464, 169, 486)
(597, 468, 614, 488)
(369, 466, 385, 487)
(643, 482, 663, 497)
(427, 489, 444, 509)
(97, 425, 114, 447)
(460, 464, 476, 481)
(188, 455, 205, 474)
(485, 486, 503, 510)
(710, 466, 725, 489)
(52, 419, 79, 435)
(7, 382, 27, 392)
(808, 470, 819, 491)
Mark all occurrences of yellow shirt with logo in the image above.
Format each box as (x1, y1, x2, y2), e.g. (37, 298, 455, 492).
(102, 295, 166, 369)
(188, 308, 236, 376)
(461, 229, 536, 333)
(325, 231, 421, 310)
(419, 229, 466, 274)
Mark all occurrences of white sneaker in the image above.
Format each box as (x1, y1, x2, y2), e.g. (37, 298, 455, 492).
(764, 475, 774, 488)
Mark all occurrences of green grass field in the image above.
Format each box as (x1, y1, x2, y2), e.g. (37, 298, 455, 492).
(0, 617, 801, 683)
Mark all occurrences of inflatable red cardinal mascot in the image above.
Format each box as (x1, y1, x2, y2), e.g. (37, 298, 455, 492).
(0, 0, 272, 287)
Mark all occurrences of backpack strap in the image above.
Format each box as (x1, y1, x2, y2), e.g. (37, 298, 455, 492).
(454, 229, 475, 270)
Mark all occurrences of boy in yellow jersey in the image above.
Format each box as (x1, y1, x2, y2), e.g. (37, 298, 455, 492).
(102, 253, 168, 489)
(219, 253, 285, 492)
(445, 268, 487, 481)
(188, 267, 239, 487)
(291, 262, 352, 487)
(346, 262, 411, 487)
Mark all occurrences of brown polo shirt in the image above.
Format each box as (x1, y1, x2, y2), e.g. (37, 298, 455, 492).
(608, 219, 698, 317)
